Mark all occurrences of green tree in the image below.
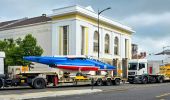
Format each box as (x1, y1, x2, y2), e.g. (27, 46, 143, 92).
(0, 34, 43, 73)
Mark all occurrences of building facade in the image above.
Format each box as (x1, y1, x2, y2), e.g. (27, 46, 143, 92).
(0, 5, 134, 77)
(132, 44, 138, 59)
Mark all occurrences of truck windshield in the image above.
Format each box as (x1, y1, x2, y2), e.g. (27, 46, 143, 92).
(128, 63, 137, 70)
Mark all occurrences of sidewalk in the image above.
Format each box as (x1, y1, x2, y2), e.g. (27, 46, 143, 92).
(0, 89, 102, 100)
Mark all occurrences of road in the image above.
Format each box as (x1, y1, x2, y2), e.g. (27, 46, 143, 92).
(0, 83, 170, 100)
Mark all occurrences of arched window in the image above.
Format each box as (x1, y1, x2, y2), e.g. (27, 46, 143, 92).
(93, 31, 99, 52)
(105, 34, 110, 53)
(114, 37, 119, 55)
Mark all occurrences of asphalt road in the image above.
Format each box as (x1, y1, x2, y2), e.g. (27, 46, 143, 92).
(30, 83, 170, 100)
(0, 82, 170, 100)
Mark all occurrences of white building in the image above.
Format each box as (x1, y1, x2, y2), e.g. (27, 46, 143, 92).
(0, 5, 134, 77)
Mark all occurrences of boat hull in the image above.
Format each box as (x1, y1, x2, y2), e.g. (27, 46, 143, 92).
(57, 65, 99, 71)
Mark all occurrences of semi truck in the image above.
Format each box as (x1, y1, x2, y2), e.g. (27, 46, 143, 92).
(128, 55, 170, 84)
(0, 53, 122, 89)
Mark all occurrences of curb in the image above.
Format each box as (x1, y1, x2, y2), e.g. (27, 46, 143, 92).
(0, 89, 102, 100)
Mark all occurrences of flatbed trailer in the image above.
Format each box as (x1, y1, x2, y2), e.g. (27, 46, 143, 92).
(0, 65, 122, 89)
(0, 69, 122, 89)
(0, 53, 122, 89)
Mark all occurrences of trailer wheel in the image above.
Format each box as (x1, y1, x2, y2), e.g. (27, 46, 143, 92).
(142, 77, 148, 84)
(157, 77, 164, 83)
(106, 79, 112, 86)
(96, 79, 103, 86)
(113, 79, 120, 85)
(33, 78, 46, 89)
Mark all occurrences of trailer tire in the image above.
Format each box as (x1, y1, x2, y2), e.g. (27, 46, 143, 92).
(142, 77, 148, 84)
(113, 79, 120, 85)
(157, 77, 164, 83)
(96, 78, 103, 86)
(106, 79, 112, 86)
(33, 78, 46, 89)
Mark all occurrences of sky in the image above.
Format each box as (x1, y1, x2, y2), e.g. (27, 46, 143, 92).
(0, 0, 170, 54)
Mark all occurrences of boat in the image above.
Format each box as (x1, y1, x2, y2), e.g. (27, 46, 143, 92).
(23, 56, 116, 71)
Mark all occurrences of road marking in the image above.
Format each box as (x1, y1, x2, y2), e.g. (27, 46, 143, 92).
(102, 88, 128, 93)
(156, 93, 170, 98)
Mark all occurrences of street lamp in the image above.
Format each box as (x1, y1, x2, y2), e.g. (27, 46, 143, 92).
(97, 7, 111, 59)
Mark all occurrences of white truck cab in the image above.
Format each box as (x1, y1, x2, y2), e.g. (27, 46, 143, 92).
(128, 59, 148, 76)
(128, 58, 164, 84)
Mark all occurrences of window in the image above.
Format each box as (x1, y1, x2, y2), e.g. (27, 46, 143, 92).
(114, 37, 119, 55)
(139, 63, 145, 70)
(128, 63, 137, 70)
(93, 31, 99, 52)
(81, 26, 85, 55)
(60, 26, 69, 55)
(105, 34, 110, 53)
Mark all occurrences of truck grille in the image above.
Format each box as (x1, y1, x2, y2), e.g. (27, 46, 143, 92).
(128, 72, 135, 75)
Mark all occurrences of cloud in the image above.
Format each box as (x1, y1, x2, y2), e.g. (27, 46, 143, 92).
(132, 36, 169, 54)
(121, 12, 170, 40)
(123, 12, 170, 54)
(123, 12, 170, 27)
(0, 0, 76, 20)
(1, 0, 170, 54)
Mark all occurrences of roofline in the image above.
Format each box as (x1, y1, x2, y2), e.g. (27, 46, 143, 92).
(0, 21, 52, 31)
(49, 5, 135, 33)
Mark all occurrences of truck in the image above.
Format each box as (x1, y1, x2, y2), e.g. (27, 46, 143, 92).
(0, 53, 122, 89)
(128, 55, 170, 84)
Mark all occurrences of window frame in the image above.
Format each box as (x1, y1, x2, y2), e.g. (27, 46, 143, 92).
(114, 36, 119, 55)
(93, 31, 99, 53)
(105, 34, 110, 54)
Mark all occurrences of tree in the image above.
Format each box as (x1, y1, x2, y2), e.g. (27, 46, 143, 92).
(0, 34, 43, 73)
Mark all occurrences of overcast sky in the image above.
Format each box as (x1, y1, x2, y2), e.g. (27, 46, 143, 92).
(0, 0, 170, 54)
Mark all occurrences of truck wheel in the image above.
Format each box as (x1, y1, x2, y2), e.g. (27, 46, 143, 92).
(33, 78, 46, 89)
(96, 79, 103, 86)
(113, 79, 120, 85)
(106, 79, 112, 86)
(0, 79, 3, 88)
(142, 77, 148, 84)
(129, 82, 134, 84)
